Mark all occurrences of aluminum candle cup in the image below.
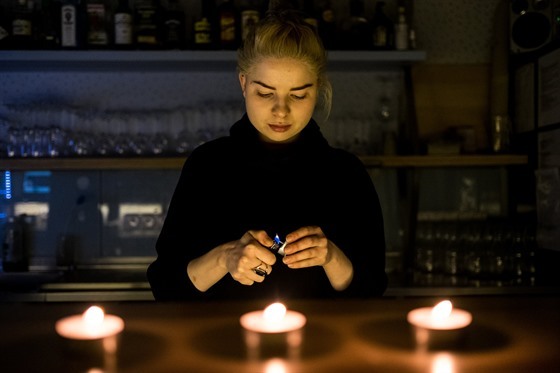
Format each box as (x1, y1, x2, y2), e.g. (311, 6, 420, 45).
(55, 306, 125, 357)
(240, 303, 306, 359)
(407, 300, 472, 349)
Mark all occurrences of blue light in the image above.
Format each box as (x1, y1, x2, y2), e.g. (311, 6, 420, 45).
(4, 171, 11, 200)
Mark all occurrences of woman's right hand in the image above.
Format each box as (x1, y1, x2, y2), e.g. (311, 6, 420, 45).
(224, 230, 277, 285)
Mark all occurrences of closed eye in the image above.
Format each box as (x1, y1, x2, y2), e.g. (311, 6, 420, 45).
(257, 92, 273, 98)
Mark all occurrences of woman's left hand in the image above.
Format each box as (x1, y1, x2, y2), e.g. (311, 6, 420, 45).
(281, 226, 333, 268)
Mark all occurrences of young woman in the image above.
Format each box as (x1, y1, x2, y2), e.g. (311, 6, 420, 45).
(147, 8, 387, 301)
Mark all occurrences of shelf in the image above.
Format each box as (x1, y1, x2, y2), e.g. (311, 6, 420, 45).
(0, 154, 528, 171)
(360, 154, 529, 168)
(0, 50, 427, 72)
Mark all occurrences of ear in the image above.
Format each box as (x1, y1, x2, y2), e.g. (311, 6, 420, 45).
(239, 74, 247, 97)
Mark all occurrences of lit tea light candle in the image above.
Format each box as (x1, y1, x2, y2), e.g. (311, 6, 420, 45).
(407, 300, 472, 349)
(55, 305, 125, 340)
(407, 300, 472, 330)
(240, 302, 306, 333)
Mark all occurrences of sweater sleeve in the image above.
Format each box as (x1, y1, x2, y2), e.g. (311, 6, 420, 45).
(328, 153, 388, 298)
(147, 149, 217, 301)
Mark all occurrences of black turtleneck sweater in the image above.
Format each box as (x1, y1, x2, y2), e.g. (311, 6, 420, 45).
(147, 114, 387, 301)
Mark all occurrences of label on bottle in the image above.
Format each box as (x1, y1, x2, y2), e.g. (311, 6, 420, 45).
(61, 4, 77, 47)
(373, 26, 387, 48)
(194, 18, 211, 45)
(12, 19, 32, 37)
(164, 19, 181, 44)
(135, 5, 158, 46)
(87, 4, 108, 45)
(114, 13, 132, 45)
(220, 15, 235, 43)
(241, 10, 259, 41)
(395, 25, 408, 50)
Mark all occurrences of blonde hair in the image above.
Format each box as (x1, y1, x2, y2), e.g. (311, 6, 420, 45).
(237, 10, 333, 122)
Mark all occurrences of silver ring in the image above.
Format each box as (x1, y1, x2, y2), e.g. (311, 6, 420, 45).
(253, 262, 267, 277)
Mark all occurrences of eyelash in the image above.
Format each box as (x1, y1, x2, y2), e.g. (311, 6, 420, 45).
(256, 92, 306, 100)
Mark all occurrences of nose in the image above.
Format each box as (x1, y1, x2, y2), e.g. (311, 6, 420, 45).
(272, 97, 289, 117)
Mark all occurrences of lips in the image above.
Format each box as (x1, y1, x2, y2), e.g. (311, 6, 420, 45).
(269, 124, 291, 132)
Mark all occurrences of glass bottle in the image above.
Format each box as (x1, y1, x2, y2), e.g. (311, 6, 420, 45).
(193, 0, 214, 49)
(114, 0, 133, 48)
(339, 0, 371, 50)
(38, 0, 60, 49)
(371, 0, 393, 50)
(239, 0, 260, 43)
(303, 0, 319, 29)
(85, 0, 109, 48)
(394, 5, 408, 50)
(134, 0, 161, 49)
(60, 0, 85, 49)
(318, 0, 337, 49)
(217, 0, 237, 50)
(10, 0, 35, 49)
(162, 0, 185, 49)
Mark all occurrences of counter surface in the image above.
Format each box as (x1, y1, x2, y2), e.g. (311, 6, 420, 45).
(0, 296, 558, 372)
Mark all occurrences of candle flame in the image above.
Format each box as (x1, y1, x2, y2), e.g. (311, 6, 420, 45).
(263, 302, 287, 323)
(83, 306, 105, 330)
(431, 300, 452, 321)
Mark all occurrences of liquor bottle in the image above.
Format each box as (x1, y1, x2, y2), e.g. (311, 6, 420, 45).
(303, 0, 318, 29)
(10, 0, 35, 49)
(38, 0, 60, 49)
(134, 0, 161, 49)
(60, 0, 84, 49)
(86, 0, 109, 48)
(216, 0, 237, 50)
(318, 0, 336, 49)
(162, 0, 185, 49)
(371, 0, 393, 50)
(394, 6, 408, 50)
(113, 0, 133, 48)
(239, 0, 260, 43)
(193, 0, 214, 49)
(339, 0, 371, 50)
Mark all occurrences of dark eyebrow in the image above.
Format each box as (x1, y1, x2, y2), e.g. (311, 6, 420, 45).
(252, 80, 314, 91)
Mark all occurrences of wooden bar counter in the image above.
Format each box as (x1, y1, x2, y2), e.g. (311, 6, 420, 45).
(0, 296, 558, 372)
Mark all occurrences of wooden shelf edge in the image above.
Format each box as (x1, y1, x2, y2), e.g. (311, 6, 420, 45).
(0, 157, 186, 170)
(0, 50, 427, 71)
(0, 154, 528, 171)
(361, 154, 529, 167)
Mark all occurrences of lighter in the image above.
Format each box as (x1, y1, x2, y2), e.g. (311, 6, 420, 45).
(269, 234, 286, 256)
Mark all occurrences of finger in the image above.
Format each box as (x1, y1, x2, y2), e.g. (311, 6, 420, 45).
(248, 229, 275, 247)
(286, 226, 321, 242)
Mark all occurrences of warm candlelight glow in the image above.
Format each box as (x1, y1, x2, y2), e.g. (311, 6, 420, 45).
(431, 300, 452, 322)
(83, 306, 105, 332)
(263, 303, 287, 323)
(264, 358, 288, 373)
(55, 305, 124, 340)
(432, 353, 455, 373)
(240, 303, 306, 333)
(407, 300, 472, 331)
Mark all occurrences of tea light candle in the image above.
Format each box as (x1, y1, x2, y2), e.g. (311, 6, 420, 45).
(407, 300, 472, 330)
(55, 305, 125, 340)
(240, 302, 306, 333)
(407, 300, 472, 349)
(240, 302, 306, 359)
